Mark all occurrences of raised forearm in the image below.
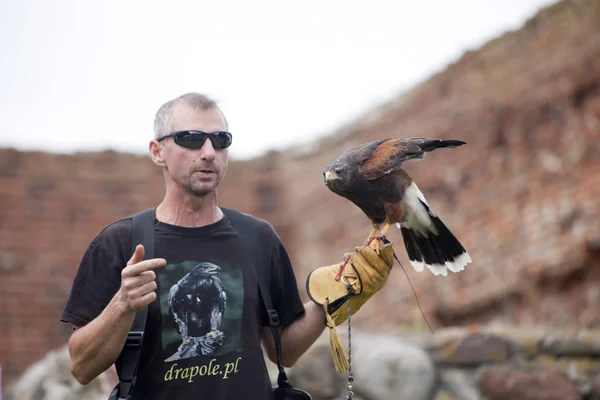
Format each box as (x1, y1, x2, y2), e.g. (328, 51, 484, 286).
(68, 246, 165, 384)
(68, 292, 136, 385)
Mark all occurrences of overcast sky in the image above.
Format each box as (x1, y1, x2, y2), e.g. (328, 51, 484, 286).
(0, 0, 556, 160)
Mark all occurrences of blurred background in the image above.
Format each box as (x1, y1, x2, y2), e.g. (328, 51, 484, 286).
(1, 0, 600, 399)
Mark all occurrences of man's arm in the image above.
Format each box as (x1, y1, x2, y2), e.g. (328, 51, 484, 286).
(262, 301, 325, 368)
(68, 293, 136, 384)
(68, 245, 165, 384)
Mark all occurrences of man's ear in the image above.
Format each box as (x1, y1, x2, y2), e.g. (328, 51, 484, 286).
(149, 140, 166, 167)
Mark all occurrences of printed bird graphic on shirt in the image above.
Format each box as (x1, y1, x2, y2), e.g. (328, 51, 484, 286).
(166, 262, 227, 359)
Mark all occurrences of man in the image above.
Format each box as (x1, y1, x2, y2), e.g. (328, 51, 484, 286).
(60, 93, 392, 399)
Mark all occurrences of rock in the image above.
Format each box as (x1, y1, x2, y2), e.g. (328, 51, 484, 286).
(433, 333, 512, 366)
(437, 368, 482, 400)
(402, 327, 470, 352)
(432, 390, 459, 400)
(291, 331, 437, 400)
(351, 333, 437, 400)
(531, 353, 600, 395)
(479, 368, 581, 400)
(3, 345, 114, 400)
(539, 332, 600, 357)
(287, 336, 346, 400)
(590, 373, 600, 400)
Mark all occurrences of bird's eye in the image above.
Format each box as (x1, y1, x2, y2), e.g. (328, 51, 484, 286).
(334, 167, 343, 174)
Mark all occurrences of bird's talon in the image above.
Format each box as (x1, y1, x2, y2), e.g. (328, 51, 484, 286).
(369, 236, 385, 254)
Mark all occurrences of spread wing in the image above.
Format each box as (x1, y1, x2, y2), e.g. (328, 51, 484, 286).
(359, 138, 419, 180)
(336, 138, 388, 166)
(360, 138, 464, 181)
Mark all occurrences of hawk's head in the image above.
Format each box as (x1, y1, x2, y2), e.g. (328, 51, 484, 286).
(189, 262, 221, 278)
(322, 160, 354, 195)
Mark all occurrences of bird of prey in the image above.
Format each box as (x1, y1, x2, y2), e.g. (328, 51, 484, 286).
(168, 262, 226, 344)
(323, 137, 471, 276)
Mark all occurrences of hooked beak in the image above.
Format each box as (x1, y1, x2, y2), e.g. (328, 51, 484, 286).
(323, 170, 339, 185)
(205, 265, 220, 275)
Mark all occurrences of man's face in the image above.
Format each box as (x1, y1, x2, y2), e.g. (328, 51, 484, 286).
(160, 104, 229, 196)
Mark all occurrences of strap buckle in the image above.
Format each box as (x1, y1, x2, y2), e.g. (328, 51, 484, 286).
(118, 376, 137, 399)
(125, 331, 144, 348)
(267, 309, 280, 327)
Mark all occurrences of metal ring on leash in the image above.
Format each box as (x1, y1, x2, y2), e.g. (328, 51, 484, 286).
(341, 276, 358, 286)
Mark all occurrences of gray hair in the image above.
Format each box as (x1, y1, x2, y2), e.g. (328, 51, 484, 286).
(153, 92, 225, 139)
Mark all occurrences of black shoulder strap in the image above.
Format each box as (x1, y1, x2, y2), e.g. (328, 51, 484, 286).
(115, 208, 155, 399)
(221, 207, 292, 388)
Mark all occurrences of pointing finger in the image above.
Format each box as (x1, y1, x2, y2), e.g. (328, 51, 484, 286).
(123, 257, 167, 277)
(127, 245, 145, 266)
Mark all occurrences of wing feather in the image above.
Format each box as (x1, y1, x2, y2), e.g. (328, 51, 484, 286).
(360, 137, 464, 180)
(337, 138, 389, 165)
(360, 138, 414, 180)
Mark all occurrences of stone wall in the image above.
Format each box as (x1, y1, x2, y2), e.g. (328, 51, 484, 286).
(2, 0, 600, 393)
(287, 327, 600, 400)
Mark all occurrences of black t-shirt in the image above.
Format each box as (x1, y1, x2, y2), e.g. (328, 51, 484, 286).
(60, 212, 305, 400)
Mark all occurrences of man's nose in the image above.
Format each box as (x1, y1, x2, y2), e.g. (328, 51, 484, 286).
(199, 138, 216, 161)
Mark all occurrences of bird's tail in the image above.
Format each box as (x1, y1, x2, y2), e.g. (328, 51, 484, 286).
(399, 213, 471, 277)
(417, 139, 466, 152)
(407, 138, 466, 161)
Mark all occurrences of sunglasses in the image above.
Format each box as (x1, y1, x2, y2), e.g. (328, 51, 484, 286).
(157, 130, 233, 149)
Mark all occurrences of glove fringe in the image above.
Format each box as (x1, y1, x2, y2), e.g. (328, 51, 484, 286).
(323, 299, 349, 374)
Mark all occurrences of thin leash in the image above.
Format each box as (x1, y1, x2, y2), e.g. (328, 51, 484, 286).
(393, 252, 434, 334)
(345, 283, 354, 400)
(342, 244, 434, 399)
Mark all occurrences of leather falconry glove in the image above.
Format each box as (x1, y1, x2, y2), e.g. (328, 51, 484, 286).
(306, 237, 395, 373)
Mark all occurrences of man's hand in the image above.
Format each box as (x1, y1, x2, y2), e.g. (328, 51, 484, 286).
(117, 244, 166, 312)
(306, 237, 395, 326)
(69, 245, 166, 385)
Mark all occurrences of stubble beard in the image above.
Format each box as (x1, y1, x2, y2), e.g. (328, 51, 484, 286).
(185, 172, 222, 197)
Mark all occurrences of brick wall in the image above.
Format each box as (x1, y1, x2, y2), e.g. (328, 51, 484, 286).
(2, 0, 600, 391)
(0, 151, 161, 386)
